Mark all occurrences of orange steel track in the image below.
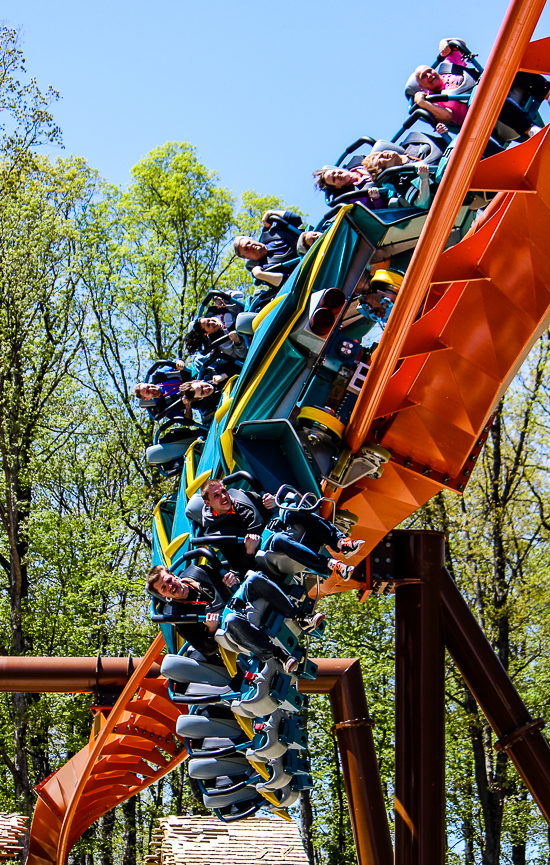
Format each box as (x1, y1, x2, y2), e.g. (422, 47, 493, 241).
(320, 24, 550, 596)
(24, 0, 550, 862)
(27, 636, 188, 865)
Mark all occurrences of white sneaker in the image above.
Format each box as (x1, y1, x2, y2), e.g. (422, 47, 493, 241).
(328, 558, 355, 581)
(528, 125, 542, 138)
(338, 538, 366, 559)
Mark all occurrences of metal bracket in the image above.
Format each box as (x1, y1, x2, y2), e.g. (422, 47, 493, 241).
(494, 718, 546, 753)
(332, 717, 376, 735)
(327, 443, 391, 489)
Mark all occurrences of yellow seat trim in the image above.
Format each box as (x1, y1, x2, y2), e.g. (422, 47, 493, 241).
(219, 646, 238, 679)
(248, 758, 270, 780)
(164, 532, 189, 566)
(251, 295, 284, 332)
(234, 713, 255, 740)
(185, 469, 211, 499)
(297, 406, 345, 438)
(223, 374, 239, 398)
(273, 808, 292, 821)
(224, 208, 352, 437)
(184, 438, 202, 490)
(215, 398, 232, 424)
(220, 429, 235, 472)
(153, 501, 170, 565)
(258, 788, 280, 806)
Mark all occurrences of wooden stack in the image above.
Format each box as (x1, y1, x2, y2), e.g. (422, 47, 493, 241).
(147, 814, 309, 865)
(0, 814, 27, 860)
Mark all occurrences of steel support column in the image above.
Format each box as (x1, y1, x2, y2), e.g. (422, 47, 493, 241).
(394, 531, 445, 865)
(303, 659, 394, 865)
(440, 566, 550, 823)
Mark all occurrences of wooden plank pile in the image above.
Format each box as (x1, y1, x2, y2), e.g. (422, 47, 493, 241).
(147, 814, 309, 865)
(0, 814, 27, 860)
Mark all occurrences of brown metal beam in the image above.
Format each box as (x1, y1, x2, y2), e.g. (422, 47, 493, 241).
(394, 532, 445, 865)
(305, 659, 394, 865)
(0, 656, 161, 692)
(441, 566, 550, 824)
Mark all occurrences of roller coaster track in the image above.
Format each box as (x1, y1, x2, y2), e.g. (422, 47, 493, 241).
(26, 635, 187, 865)
(24, 0, 550, 860)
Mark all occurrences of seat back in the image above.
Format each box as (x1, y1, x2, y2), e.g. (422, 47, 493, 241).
(400, 131, 444, 164)
(235, 311, 257, 335)
(185, 492, 205, 523)
(146, 442, 189, 465)
(371, 139, 406, 155)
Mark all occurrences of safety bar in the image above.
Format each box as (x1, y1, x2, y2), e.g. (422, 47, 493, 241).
(190, 536, 245, 546)
(145, 359, 177, 381)
(187, 744, 239, 760)
(391, 108, 448, 142)
(153, 418, 207, 446)
(259, 257, 301, 274)
(200, 779, 248, 797)
(216, 804, 263, 822)
(150, 613, 205, 623)
(169, 546, 227, 574)
(222, 470, 264, 493)
(335, 136, 377, 167)
(171, 693, 223, 704)
(263, 214, 303, 236)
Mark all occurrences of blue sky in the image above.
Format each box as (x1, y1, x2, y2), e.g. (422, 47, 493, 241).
(4, 0, 550, 223)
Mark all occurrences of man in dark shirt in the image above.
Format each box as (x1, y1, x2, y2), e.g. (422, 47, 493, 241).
(232, 210, 316, 289)
(199, 480, 361, 581)
(200, 479, 276, 575)
(147, 564, 237, 656)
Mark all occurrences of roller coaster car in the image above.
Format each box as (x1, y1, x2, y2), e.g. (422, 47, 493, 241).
(185, 204, 477, 498)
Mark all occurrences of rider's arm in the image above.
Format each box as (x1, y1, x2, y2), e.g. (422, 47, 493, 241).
(251, 266, 284, 287)
(413, 92, 453, 122)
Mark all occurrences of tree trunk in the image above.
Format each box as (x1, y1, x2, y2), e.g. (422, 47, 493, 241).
(511, 843, 526, 865)
(99, 810, 116, 865)
(299, 788, 315, 865)
(122, 796, 137, 865)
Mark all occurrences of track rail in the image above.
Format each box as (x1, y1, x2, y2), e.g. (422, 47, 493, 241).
(27, 635, 187, 865)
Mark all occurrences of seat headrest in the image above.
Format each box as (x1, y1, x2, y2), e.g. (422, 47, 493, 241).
(235, 312, 257, 336)
(400, 132, 443, 165)
(146, 443, 189, 465)
(371, 140, 405, 155)
(139, 398, 156, 407)
(185, 492, 205, 522)
(405, 72, 421, 98)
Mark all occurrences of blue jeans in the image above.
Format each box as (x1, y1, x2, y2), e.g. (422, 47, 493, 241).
(225, 573, 298, 661)
(270, 510, 343, 576)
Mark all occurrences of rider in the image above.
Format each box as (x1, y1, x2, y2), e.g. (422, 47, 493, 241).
(233, 210, 314, 289)
(199, 479, 362, 581)
(413, 38, 548, 138)
(220, 570, 324, 673)
(147, 565, 237, 656)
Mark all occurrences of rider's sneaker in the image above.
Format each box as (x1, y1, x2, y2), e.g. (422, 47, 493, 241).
(329, 558, 355, 581)
(338, 537, 366, 559)
(299, 612, 325, 633)
(283, 656, 299, 674)
(528, 124, 543, 137)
